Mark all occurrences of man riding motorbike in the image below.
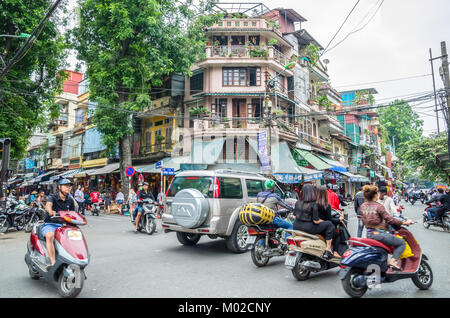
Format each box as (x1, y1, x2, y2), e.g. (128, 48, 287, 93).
(134, 182, 155, 233)
(434, 188, 450, 223)
(43, 179, 76, 269)
(256, 179, 293, 231)
(327, 184, 342, 212)
(425, 188, 444, 221)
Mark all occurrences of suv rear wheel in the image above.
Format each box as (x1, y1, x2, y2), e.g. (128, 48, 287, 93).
(226, 220, 249, 254)
(176, 232, 202, 246)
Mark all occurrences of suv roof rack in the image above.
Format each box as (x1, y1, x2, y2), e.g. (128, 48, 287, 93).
(214, 169, 266, 178)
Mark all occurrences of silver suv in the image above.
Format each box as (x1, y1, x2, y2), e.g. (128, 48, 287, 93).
(162, 169, 286, 253)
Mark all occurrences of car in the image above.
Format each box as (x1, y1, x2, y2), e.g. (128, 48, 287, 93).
(161, 169, 287, 253)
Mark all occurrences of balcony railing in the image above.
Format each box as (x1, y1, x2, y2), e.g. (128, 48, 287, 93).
(207, 45, 291, 69)
(211, 18, 283, 37)
(140, 143, 172, 155)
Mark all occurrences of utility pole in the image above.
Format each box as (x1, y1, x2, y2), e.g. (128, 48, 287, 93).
(0, 138, 11, 213)
(429, 48, 440, 133)
(440, 41, 450, 154)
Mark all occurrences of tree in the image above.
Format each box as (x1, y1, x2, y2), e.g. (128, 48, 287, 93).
(0, 0, 68, 160)
(377, 99, 423, 155)
(403, 132, 448, 182)
(71, 0, 221, 198)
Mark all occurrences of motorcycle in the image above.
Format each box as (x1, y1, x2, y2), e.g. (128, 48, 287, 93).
(24, 211, 89, 298)
(134, 198, 157, 235)
(423, 203, 450, 232)
(339, 223, 433, 298)
(284, 210, 349, 281)
(0, 198, 29, 233)
(88, 201, 100, 216)
(246, 209, 291, 267)
(24, 206, 46, 233)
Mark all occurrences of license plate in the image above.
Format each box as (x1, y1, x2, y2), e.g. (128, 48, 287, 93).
(285, 253, 297, 268)
(246, 236, 257, 244)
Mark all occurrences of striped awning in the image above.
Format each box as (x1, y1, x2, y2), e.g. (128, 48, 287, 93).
(50, 169, 83, 181)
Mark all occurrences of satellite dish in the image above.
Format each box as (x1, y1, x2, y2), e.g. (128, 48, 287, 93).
(323, 59, 330, 65)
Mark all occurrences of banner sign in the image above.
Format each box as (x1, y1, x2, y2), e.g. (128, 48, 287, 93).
(257, 131, 271, 173)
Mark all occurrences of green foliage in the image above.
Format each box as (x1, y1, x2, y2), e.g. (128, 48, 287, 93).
(70, 0, 221, 151)
(189, 107, 211, 116)
(268, 38, 278, 46)
(303, 43, 320, 66)
(0, 0, 68, 160)
(248, 45, 268, 59)
(378, 99, 423, 155)
(317, 96, 332, 110)
(403, 132, 447, 182)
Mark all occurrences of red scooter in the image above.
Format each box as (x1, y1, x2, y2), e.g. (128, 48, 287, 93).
(24, 211, 90, 298)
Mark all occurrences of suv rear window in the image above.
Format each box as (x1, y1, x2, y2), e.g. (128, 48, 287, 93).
(167, 177, 214, 198)
(218, 177, 243, 199)
(246, 179, 263, 197)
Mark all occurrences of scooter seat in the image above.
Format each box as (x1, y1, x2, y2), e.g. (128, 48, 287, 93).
(349, 237, 394, 254)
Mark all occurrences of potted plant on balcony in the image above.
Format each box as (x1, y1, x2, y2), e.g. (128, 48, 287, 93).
(272, 109, 286, 117)
(222, 117, 231, 128)
(155, 135, 165, 151)
(317, 95, 332, 111)
(189, 107, 211, 118)
(268, 38, 278, 47)
(302, 43, 320, 66)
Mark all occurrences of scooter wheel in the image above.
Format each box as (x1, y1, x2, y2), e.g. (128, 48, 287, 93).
(291, 256, 311, 281)
(422, 216, 430, 229)
(28, 264, 40, 280)
(412, 260, 433, 290)
(342, 268, 367, 298)
(57, 269, 85, 298)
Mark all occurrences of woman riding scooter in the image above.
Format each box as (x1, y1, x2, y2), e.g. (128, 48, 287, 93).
(293, 184, 335, 260)
(360, 185, 414, 271)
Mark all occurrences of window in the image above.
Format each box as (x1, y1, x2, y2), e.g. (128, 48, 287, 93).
(246, 179, 263, 197)
(75, 108, 86, 124)
(190, 71, 204, 95)
(214, 98, 227, 118)
(145, 131, 152, 146)
(155, 120, 163, 126)
(167, 177, 214, 198)
(223, 67, 260, 87)
(248, 35, 260, 45)
(251, 98, 262, 119)
(218, 177, 243, 199)
(165, 127, 173, 143)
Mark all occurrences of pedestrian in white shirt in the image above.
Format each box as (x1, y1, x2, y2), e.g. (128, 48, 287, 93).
(378, 186, 399, 217)
(116, 190, 125, 215)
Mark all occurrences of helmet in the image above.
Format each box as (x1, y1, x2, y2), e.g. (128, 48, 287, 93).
(264, 179, 276, 190)
(58, 178, 73, 186)
(332, 185, 339, 191)
(327, 183, 333, 190)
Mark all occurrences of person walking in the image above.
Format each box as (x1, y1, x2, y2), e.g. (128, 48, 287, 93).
(115, 190, 125, 215)
(103, 191, 112, 214)
(354, 185, 367, 237)
(74, 185, 86, 215)
(127, 188, 137, 218)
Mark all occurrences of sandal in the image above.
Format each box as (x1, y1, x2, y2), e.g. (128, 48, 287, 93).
(388, 265, 402, 272)
(321, 250, 333, 260)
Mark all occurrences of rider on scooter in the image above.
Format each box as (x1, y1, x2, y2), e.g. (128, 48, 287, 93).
(134, 182, 155, 233)
(360, 185, 414, 271)
(43, 179, 76, 268)
(256, 179, 293, 231)
(425, 188, 444, 221)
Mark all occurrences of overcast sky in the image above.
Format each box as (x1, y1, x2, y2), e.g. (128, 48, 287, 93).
(65, 0, 450, 136)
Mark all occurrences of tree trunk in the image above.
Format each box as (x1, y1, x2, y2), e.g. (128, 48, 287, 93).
(119, 135, 132, 202)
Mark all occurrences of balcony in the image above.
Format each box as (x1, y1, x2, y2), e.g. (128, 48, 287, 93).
(201, 45, 293, 74)
(139, 143, 173, 155)
(209, 18, 283, 38)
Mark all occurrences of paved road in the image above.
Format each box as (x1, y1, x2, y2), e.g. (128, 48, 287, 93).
(1, 201, 449, 298)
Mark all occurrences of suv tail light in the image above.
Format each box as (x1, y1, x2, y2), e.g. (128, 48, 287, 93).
(213, 177, 220, 198)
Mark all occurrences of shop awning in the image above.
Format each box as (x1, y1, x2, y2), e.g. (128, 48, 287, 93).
(35, 171, 57, 183)
(7, 177, 23, 185)
(293, 149, 332, 170)
(137, 156, 191, 173)
(74, 168, 100, 178)
(338, 171, 370, 183)
(88, 163, 120, 176)
(190, 138, 225, 165)
(316, 154, 348, 172)
(23, 173, 35, 180)
(50, 169, 83, 181)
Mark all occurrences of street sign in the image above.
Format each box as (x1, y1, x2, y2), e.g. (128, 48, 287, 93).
(162, 168, 175, 176)
(155, 161, 162, 169)
(125, 166, 135, 177)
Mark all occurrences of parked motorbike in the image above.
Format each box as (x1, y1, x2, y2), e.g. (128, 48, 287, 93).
(423, 203, 450, 232)
(24, 206, 46, 233)
(134, 198, 157, 235)
(339, 223, 433, 298)
(246, 209, 291, 267)
(0, 198, 29, 233)
(24, 211, 89, 298)
(284, 210, 349, 281)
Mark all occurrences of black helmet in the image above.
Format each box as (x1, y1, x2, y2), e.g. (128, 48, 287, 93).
(58, 178, 73, 186)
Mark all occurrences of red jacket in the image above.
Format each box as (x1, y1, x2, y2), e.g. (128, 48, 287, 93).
(328, 189, 341, 211)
